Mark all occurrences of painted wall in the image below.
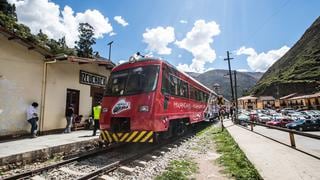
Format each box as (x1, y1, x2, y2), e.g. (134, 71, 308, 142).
(43, 61, 110, 131)
(0, 35, 44, 136)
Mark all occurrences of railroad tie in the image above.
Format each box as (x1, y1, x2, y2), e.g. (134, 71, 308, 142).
(143, 154, 157, 161)
(97, 175, 116, 180)
(118, 166, 134, 175)
(133, 160, 147, 167)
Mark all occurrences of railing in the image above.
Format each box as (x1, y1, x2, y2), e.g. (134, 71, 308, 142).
(235, 120, 320, 148)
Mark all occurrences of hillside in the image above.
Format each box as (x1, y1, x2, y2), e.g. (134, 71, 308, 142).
(251, 16, 320, 98)
(187, 70, 263, 100)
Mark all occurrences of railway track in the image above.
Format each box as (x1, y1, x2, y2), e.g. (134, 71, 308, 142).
(2, 122, 212, 180)
(3, 137, 190, 180)
(2, 143, 125, 180)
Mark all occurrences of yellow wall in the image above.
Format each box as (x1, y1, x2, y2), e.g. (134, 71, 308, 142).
(257, 102, 263, 109)
(0, 34, 112, 136)
(275, 100, 280, 108)
(43, 61, 110, 131)
(0, 35, 44, 136)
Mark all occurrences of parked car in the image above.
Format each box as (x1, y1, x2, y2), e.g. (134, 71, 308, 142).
(266, 118, 293, 127)
(286, 119, 320, 131)
(272, 113, 283, 121)
(281, 108, 295, 115)
(238, 114, 249, 126)
(301, 110, 320, 120)
(289, 113, 307, 121)
(257, 113, 272, 124)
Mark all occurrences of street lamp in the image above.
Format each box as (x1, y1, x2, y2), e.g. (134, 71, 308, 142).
(107, 41, 114, 61)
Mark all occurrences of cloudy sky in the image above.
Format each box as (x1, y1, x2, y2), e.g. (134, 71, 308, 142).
(8, 0, 320, 73)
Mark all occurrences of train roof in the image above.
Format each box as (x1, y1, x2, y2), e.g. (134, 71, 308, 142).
(116, 57, 219, 96)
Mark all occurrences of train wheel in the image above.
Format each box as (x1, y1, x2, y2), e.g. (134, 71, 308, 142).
(176, 121, 187, 136)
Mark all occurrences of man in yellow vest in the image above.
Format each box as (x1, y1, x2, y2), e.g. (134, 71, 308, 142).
(92, 102, 102, 136)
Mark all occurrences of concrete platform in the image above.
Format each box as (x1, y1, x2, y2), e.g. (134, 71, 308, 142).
(224, 120, 320, 180)
(0, 130, 99, 166)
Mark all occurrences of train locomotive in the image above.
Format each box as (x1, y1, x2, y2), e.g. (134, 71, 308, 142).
(99, 56, 218, 143)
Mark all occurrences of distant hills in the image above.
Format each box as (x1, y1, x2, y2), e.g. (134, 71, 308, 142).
(251, 16, 320, 98)
(187, 70, 263, 100)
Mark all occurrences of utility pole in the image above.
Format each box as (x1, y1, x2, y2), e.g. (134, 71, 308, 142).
(234, 70, 239, 123)
(107, 41, 114, 61)
(224, 51, 234, 102)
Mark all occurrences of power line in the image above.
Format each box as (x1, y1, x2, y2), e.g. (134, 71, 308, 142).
(245, 0, 292, 45)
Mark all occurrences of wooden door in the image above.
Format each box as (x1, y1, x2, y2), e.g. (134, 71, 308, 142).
(66, 89, 80, 116)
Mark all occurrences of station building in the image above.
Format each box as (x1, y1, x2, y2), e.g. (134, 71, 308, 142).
(0, 27, 115, 139)
(238, 92, 320, 110)
(238, 96, 258, 110)
(283, 92, 320, 110)
(256, 96, 276, 109)
(238, 95, 277, 110)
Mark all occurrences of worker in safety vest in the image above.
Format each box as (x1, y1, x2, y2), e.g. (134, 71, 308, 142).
(92, 103, 102, 136)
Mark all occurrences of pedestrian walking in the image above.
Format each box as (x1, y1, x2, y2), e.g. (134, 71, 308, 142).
(64, 105, 74, 133)
(27, 102, 39, 138)
(92, 103, 102, 136)
(230, 106, 234, 122)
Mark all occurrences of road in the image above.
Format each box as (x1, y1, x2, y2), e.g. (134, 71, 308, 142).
(238, 123, 320, 157)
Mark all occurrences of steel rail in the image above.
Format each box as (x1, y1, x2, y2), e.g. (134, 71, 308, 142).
(76, 135, 193, 180)
(3, 121, 212, 180)
(3, 143, 125, 180)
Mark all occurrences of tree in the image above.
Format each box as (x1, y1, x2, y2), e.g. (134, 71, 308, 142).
(46, 37, 75, 55)
(36, 29, 49, 46)
(0, 0, 17, 20)
(75, 22, 96, 58)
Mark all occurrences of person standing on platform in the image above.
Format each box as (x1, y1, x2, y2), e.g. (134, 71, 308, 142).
(92, 102, 102, 136)
(27, 102, 39, 138)
(64, 105, 74, 133)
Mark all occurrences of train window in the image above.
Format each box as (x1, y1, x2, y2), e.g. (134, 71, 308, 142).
(161, 67, 170, 94)
(189, 86, 196, 100)
(169, 75, 178, 96)
(105, 70, 128, 95)
(180, 81, 188, 98)
(105, 65, 159, 96)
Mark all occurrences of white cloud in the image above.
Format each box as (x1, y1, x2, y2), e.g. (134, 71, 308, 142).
(179, 20, 188, 24)
(9, 0, 113, 47)
(109, 32, 117, 36)
(175, 20, 221, 73)
(236, 46, 290, 72)
(145, 52, 154, 58)
(142, 26, 175, 55)
(114, 16, 129, 27)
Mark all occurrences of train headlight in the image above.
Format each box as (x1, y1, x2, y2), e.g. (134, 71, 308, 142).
(102, 108, 108, 112)
(139, 105, 149, 112)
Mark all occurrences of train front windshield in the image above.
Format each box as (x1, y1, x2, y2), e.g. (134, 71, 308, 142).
(105, 65, 160, 96)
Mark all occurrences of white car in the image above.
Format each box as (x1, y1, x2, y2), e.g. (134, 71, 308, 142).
(289, 113, 306, 121)
(258, 114, 272, 123)
(272, 113, 283, 121)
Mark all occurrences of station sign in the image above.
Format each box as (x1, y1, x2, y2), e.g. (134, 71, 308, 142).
(80, 70, 107, 87)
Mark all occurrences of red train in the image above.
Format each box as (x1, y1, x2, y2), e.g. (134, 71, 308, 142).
(99, 57, 218, 143)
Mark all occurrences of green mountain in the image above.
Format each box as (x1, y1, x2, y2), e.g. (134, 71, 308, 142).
(187, 70, 263, 100)
(251, 16, 320, 98)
